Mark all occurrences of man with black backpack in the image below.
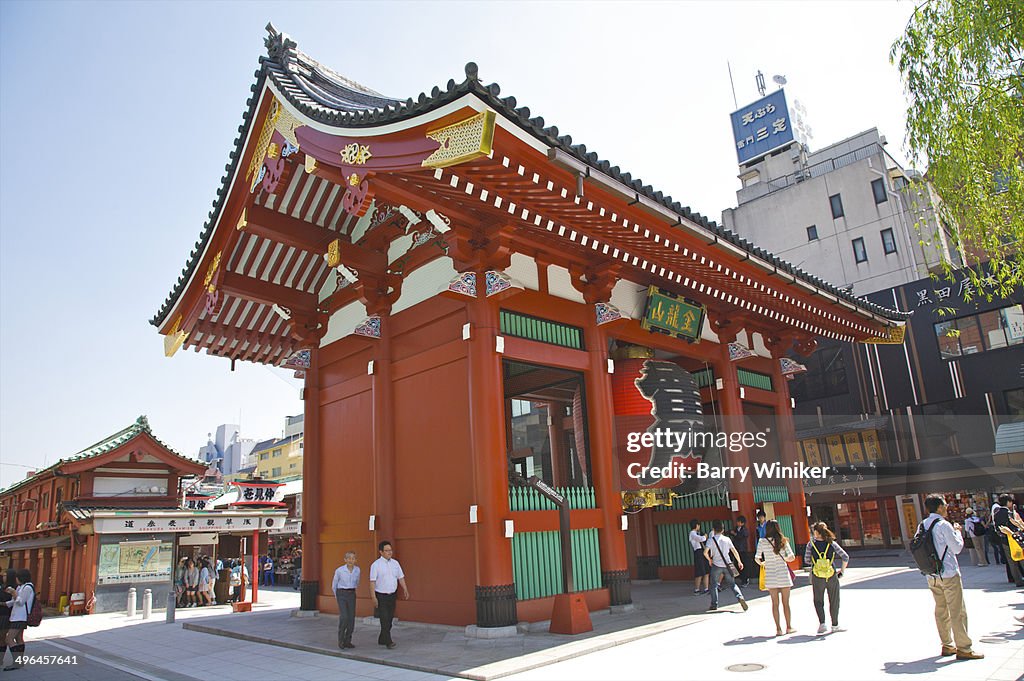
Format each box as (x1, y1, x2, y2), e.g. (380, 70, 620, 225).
(915, 494, 983, 661)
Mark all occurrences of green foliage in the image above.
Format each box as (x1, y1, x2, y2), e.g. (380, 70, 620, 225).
(891, 0, 1024, 297)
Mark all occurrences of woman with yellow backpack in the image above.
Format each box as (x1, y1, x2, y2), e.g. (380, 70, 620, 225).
(803, 521, 850, 636)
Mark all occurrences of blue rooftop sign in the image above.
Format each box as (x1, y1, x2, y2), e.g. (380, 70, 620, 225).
(730, 89, 795, 164)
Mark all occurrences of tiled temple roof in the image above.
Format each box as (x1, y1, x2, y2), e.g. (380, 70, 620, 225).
(152, 24, 909, 328)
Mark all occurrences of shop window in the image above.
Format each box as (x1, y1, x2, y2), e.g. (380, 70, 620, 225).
(881, 228, 897, 254)
(830, 193, 844, 219)
(806, 225, 818, 241)
(872, 178, 888, 204)
(852, 237, 868, 263)
(504, 360, 592, 490)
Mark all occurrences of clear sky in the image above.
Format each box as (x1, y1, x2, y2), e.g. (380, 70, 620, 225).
(0, 0, 917, 489)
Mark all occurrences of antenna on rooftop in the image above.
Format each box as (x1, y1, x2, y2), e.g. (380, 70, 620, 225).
(773, 74, 787, 89)
(727, 61, 738, 109)
(755, 70, 766, 97)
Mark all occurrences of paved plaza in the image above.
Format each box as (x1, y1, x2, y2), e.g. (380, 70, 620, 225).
(13, 558, 1024, 681)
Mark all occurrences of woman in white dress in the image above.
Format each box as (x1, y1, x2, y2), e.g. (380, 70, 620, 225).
(755, 520, 796, 636)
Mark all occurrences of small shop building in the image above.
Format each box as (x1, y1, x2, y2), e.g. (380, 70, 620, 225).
(0, 416, 285, 613)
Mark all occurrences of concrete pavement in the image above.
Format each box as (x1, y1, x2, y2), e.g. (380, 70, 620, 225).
(18, 558, 1024, 681)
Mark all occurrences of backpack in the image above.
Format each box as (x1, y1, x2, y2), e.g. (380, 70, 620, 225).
(911, 519, 948, 576)
(811, 542, 835, 579)
(25, 584, 43, 627)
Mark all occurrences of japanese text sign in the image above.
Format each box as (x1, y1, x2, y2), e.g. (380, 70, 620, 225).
(730, 89, 794, 164)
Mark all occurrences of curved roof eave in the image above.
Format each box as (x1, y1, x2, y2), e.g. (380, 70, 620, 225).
(151, 25, 909, 329)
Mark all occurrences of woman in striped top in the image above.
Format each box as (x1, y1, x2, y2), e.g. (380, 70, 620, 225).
(755, 520, 796, 636)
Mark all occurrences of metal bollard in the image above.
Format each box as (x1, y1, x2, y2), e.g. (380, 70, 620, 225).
(127, 587, 137, 617)
(166, 591, 176, 623)
(142, 588, 152, 619)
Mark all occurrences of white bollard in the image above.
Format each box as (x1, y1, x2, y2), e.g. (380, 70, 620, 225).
(127, 587, 137, 617)
(142, 589, 152, 619)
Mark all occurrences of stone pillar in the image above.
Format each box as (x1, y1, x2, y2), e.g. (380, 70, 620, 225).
(583, 318, 632, 605)
(300, 348, 321, 611)
(467, 287, 517, 627)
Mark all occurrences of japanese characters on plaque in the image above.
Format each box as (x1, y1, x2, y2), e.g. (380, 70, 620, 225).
(730, 89, 795, 164)
(183, 495, 213, 511)
(229, 481, 286, 507)
(93, 514, 278, 534)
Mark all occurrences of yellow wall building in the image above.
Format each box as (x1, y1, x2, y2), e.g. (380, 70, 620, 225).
(254, 434, 303, 481)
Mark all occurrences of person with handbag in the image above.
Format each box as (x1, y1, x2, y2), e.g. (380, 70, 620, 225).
(2, 569, 36, 671)
(803, 521, 850, 635)
(702, 520, 748, 613)
(755, 520, 796, 636)
(992, 495, 1024, 586)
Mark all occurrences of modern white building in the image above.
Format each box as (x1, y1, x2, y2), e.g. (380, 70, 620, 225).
(197, 424, 256, 477)
(722, 126, 960, 296)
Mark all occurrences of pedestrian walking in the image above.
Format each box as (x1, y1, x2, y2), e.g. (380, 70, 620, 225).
(803, 521, 849, 634)
(198, 558, 213, 606)
(0, 569, 14, 669)
(262, 555, 275, 586)
(702, 520, 748, 612)
(992, 495, 1024, 586)
(730, 515, 752, 586)
(918, 494, 984, 660)
(369, 541, 409, 649)
(333, 551, 360, 649)
(292, 550, 303, 591)
(689, 519, 710, 595)
(2, 568, 35, 670)
(963, 509, 988, 566)
(184, 558, 199, 607)
(755, 519, 796, 636)
(754, 509, 767, 540)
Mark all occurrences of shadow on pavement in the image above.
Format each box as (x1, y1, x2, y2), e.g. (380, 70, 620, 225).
(882, 657, 956, 675)
(722, 635, 777, 645)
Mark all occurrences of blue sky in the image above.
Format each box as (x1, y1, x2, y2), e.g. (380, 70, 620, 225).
(0, 0, 916, 488)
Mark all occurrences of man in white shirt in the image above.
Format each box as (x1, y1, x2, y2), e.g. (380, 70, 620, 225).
(369, 541, 409, 649)
(921, 494, 983, 661)
(688, 519, 710, 594)
(332, 551, 360, 649)
(702, 520, 747, 612)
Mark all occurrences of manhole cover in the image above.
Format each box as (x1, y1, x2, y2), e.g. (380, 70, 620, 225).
(727, 663, 766, 672)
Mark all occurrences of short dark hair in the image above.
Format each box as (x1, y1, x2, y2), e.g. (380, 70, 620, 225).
(737, 515, 747, 523)
(924, 494, 946, 514)
(998, 494, 1011, 506)
(712, 519, 724, 532)
(15, 568, 31, 585)
(378, 540, 392, 552)
(755, 509, 766, 519)
(689, 519, 699, 530)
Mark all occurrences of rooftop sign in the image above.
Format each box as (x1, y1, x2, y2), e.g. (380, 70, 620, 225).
(730, 89, 795, 165)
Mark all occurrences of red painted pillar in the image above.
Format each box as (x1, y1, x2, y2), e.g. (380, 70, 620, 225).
(466, 289, 516, 627)
(772, 364, 811, 545)
(715, 350, 756, 529)
(583, 321, 631, 605)
(372, 311, 396, 546)
(299, 347, 321, 611)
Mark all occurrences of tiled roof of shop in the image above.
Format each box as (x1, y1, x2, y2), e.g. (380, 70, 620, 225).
(59, 502, 184, 521)
(151, 24, 909, 328)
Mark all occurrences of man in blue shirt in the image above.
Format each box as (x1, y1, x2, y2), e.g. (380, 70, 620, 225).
(921, 494, 983, 661)
(755, 509, 767, 540)
(332, 551, 360, 649)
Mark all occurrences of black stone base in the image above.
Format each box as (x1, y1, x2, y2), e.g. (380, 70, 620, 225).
(602, 569, 632, 606)
(637, 555, 660, 580)
(475, 583, 517, 628)
(300, 580, 319, 611)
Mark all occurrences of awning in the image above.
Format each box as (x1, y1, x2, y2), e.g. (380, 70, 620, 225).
(0, 535, 71, 551)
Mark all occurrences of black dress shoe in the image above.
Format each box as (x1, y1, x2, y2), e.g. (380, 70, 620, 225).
(386, 642, 397, 649)
(342, 642, 354, 649)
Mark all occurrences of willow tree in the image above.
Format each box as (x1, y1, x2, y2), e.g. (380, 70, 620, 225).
(891, 0, 1023, 297)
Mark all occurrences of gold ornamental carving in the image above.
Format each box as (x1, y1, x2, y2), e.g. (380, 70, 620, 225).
(246, 96, 305, 190)
(863, 324, 906, 345)
(621, 488, 679, 512)
(422, 110, 496, 169)
(326, 238, 341, 268)
(164, 315, 188, 358)
(203, 251, 223, 292)
(340, 143, 372, 165)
